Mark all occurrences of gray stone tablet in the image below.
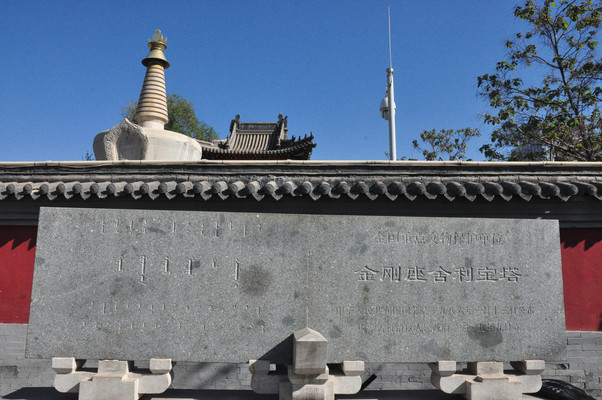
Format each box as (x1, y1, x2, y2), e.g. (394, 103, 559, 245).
(26, 207, 566, 363)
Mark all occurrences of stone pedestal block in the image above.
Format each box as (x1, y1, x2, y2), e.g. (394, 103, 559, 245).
(280, 376, 335, 400)
(52, 357, 172, 400)
(250, 328, 364, 400)
(293, 328, 328, 375)
(429, 360, 545, 400)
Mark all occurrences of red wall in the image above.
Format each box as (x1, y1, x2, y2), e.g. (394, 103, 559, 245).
(0, 226, 599, 330)
(0, 226, 37, 324)
(561, 228, 602, 331)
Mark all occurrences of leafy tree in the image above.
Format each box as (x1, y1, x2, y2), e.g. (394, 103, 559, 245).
(412, 128, 481, 161)
(479, 0, 602, 161)
(122, 94, 219, 142)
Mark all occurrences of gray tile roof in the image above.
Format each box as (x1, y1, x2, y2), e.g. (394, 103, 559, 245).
(1, 161, 602, 202)
(199, 115, 316, 160)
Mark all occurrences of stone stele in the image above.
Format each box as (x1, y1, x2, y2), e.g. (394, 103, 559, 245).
(26, 207, 566, 364)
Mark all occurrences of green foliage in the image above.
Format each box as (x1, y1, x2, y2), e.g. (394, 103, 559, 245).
(479, 0, 602, 161)
(122, 94, 219, 142)
(384, 152, 413, 160)
(82, 150, 95, 161)
(121, 101, 137, 122)
(412, 128, 481, 161)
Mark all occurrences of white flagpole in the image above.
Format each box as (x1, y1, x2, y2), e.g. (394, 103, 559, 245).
(387, 7, 397, 160)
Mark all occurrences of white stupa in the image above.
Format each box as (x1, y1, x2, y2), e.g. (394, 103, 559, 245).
(93, 30, 204, 161)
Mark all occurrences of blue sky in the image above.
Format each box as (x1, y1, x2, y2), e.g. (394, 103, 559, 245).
(1, 1, 527, 161)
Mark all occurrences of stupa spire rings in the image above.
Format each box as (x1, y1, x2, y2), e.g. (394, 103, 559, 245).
(134, 29, 169, 129)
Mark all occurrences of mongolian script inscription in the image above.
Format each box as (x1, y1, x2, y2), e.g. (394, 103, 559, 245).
(100, 216, 262, 239)
(112, 255, 242, 285)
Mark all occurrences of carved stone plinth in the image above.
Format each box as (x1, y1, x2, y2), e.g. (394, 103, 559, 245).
(429, 360, 545, 400)
(250, 328, 364, 400)
(52, 357, 172, 400)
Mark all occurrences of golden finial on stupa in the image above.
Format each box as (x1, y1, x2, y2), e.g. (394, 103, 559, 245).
(150, 29, 167, 44)
(142, 29, 169, 69)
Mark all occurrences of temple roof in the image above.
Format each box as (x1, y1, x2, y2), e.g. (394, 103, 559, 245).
(199, 114, 316, 160)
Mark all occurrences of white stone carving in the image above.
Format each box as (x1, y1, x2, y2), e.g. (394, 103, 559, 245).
(52, 357, 172, 400)
(429, 360, 545, 400)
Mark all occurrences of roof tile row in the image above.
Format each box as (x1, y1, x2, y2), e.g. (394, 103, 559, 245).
(0, 178, 598, 202)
